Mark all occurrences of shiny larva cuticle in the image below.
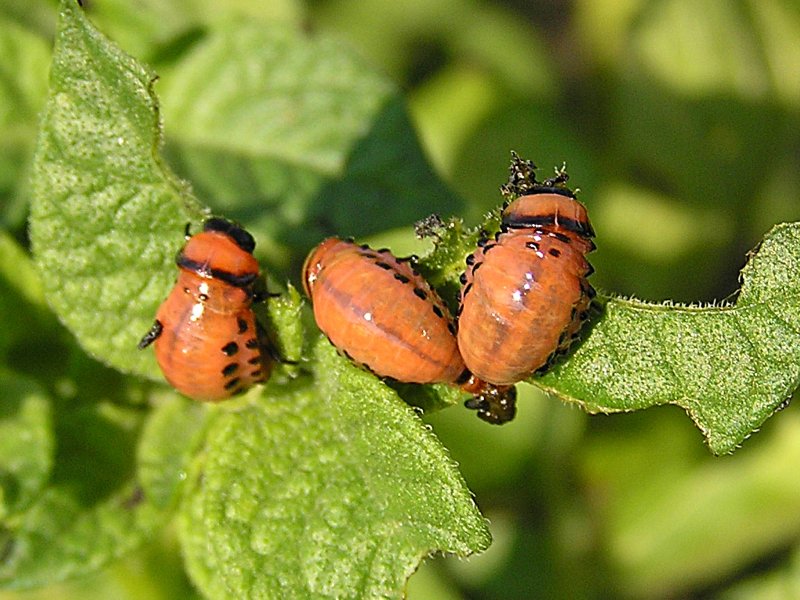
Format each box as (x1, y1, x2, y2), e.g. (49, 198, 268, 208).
(457, 189, 595, 387)
(303, 237, 465, 384)
(138, 219, 273, 401)
(303, 237, 518, 423)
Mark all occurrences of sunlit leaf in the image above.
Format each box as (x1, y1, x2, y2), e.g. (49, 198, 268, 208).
(179, 339, 490, 599)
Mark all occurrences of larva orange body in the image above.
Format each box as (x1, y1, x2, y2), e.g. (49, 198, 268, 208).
(457, 187, 595, 385)
(303, 238, 517, 424)
(138, 218, 272, 400)
(303, 238, 464, 383)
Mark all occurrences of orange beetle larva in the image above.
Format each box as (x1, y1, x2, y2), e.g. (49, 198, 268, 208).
(138, 218, 273, 400)
(457, 155, 595, 387)
(303, 237, 516, 423)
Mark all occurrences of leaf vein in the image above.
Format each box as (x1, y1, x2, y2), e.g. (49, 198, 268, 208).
(729, 315, 765, 383)
(656, 317, 686, 406)
(764, 304, 800, 337)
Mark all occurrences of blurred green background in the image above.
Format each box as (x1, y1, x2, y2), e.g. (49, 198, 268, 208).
(2, 0, 800, 598)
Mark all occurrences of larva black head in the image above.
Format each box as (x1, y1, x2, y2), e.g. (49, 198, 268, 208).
(204, 218, 256, 254)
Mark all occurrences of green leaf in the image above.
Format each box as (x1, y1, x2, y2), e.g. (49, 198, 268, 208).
(582, 408, 800, 596)
(179, 338, 490, 599)
(157, 20, 462, 272)
(83, 0, 302, 65)
(534, 222, 800, 455)
(29, 0, 206, 378)
(0, 372, 52, 521)
(417, 212, 800, 455)
(0, 15, 50, 130)
(611, 0, 798, 241)
(632, 0, 768, 99)
(0, 13, 51, 227)
(626, 0, 800, 108)
(0, 381, 212, 589)
(723, 546, 800, 599)
(0, 232, 45, 309)
(137, 396, 212, 511)
(0, 232, 52, 361)
(0, 484, 157, 590)
(0, 1, 56, 38)
(0, 399, 158, 589)
(257, 283, 307, 369)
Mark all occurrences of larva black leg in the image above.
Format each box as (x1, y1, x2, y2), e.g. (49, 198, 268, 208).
(252, 289, 282, 303)
(138, 320, 163, 349)
(252, 276, 282, 304)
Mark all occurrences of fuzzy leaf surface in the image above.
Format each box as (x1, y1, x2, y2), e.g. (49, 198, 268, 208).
(536, 223, 800, 454)
(179, 339, 490, 599)
(29, 0, 205, 378)
(419, 215, 800, 454)
(157, 20, 462, 271)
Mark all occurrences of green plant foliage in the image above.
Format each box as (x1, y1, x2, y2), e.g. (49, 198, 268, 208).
(22, 3, 491, 596)
(582, 409, 800, 596)
(258, 283, 306, 369)
(9, 0, 800, 598)
(137, 397, 211, 511)
(0, 14, 51, 228)
(179, 339, 489, 599)
(156, 17, 462, 272)
(534, 222, 800, 455)
(87, 0, 302, 64)
(0, 399, 154, 589)
(0, 364, 211, 591)
(0, 374, 52, 522)
(0, 233, 51, 362)
(416, 209, 800, 454)
(28, 0, 205, 378)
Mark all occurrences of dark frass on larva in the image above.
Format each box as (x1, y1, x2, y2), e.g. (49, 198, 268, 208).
(457, 153, 595, 395)
(138, 218, 273, 400)
(303, 237, 517, 423)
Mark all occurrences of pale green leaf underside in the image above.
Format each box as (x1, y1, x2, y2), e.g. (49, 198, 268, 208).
(179, 338, 490, 600)
(535, 222, 800, 454)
